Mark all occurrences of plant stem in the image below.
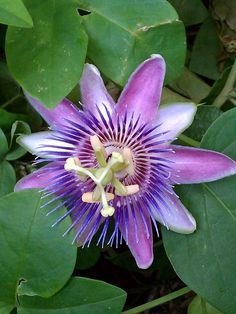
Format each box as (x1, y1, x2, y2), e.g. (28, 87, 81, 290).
(1, 94, 22, 109)
(122, 286, 191, 314)
(212, 59, 236, 108)
(178, 134, 200, 148)
(229, 97, 236, 106)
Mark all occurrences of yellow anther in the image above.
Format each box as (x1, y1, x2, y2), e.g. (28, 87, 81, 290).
(115, 184, 139, 196)
(123, 147, 135, 176)
(90, 135, 107, 167)
(101, 206, 115, 217)
(90, 135, 104, 151)
(125, 184, 139, 195)
(82, 192, 94, 203)
(82, 192, 114, 203)
(64, 143, 138, 217)
(106, 193, 115, 202)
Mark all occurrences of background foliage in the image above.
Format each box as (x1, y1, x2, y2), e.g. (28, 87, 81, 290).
(0, 0, 235, 313)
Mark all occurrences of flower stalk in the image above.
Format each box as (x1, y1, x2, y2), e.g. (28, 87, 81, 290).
(212, 58, 236, 108)
(122, 286, 191, 314)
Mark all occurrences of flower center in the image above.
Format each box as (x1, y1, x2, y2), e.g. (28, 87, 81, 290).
(64, 135, 139, 218)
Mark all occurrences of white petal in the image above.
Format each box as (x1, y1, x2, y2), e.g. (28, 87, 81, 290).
(14, 162, 63, 191)
(156, 102, 197, 142)
(152, 193, 196, 234)
(18, 131, 74, 158)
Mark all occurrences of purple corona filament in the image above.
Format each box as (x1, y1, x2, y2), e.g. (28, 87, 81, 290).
(15, 55, 236, 269)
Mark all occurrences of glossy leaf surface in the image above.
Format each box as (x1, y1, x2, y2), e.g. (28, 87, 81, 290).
(0, 189, 77, 309)
(18, 277, 127, 314)
(6, 0, 88, 108)
(78, 0, 186, 85)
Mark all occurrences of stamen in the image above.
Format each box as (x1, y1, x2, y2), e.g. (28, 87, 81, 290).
(123, 147, 135, 175)
(90, 135, 107, 167)
(82, 192, 95, 203)
(64, 141, 140, 218)
(112, 176, 127, 195)
(115, 184, 140, 196)
(82, 192, 114, 203)
(126, 184, 140, 195)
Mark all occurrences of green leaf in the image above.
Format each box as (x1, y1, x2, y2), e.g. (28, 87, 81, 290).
(0, 189, 77, 309)
(78, 0, 186, 85)
(0, 108, 30, 131)
(188, 296, 223, 314)
(168, 0, 208, 26)
(0, 301, 14, 314)
(10, 120, 31, 142)
(162, 109, 236, 313)
(163, 180, 236, 314)
(189, 17, 221, 80)
(76, 245, 101, 270)
(168, 68, 211, 103)
(0, 161, 16, 196)
(6, 121, 31, 161)
(161, 87, 189, 104)
(184, 105, 222, 142)
(18, 277, 127, 314)
(6, 0, 88, 108)
(0, 0, 33, 28)
(0, 128, 9, 157)
(201, 108, 236, 160)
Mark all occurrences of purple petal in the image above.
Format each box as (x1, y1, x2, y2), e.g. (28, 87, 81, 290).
(156, 103, 196, 142)
(168, 145, 236, 184)
(119, 208, 153, 269)
(80, 64, 115, 120)
(14, 162, 62, 191)
(25, 93, 79, 127)
(116, 54, 166, 124)
(18, 131, 74, 158)
(154, 194, 196, 234)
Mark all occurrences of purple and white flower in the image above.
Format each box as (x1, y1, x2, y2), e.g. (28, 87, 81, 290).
(15, 55, 236, 269)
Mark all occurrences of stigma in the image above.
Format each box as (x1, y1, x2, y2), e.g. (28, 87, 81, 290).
(64, 135, 139, 217)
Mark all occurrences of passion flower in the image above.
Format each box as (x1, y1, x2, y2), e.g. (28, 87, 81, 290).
(15, 55, 236, 268)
